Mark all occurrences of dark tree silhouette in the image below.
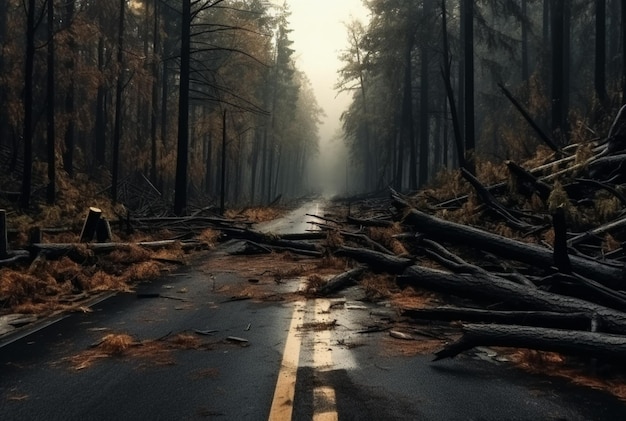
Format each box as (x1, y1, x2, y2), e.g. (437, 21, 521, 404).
(462, 0, 475, 171)
(111, 0, 126, 203)
(551, 0, 566, 143)
(62, 1, 75, 177)
(418, 0, 432, 188)
(521, 0, 529, 82)
(595, 0, 607, 105)
(47, 0, 56, 204)
(174, 0, 191, 216)
(21, 0, 36, 209)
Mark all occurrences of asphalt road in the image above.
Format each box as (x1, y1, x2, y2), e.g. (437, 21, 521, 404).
(1, 200, 626, 420)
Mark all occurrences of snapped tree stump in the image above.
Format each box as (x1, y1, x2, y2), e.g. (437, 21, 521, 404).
(79, 207, 102, 243)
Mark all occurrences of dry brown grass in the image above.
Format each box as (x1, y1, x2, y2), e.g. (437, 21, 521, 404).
(304, 274, 327, 294)
(0, 248, 166, 314)
(361, 273, 397, 301)
(197, 228, 220, 245)
(367, 224, 409, 256)
(99, 333, 134, 355)
(317, 255, 348, 271)
(603, 234, 621, 253)
(65, 332, 216, 370)
(389, 287, 439, 309)
(325, 230, 344, 248)
(108, 245, 152, 263)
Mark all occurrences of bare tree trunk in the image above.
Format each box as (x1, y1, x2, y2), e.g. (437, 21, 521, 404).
(0, 0, 8, 147)
(150, 0, 160, 184)
(46, 0, 56, 204)
(622, 0, 626, 103)
(174, 0, 191, 215)
(521, 0, 529, 81)
(95, 37, 107, 166)
(220, 110, 226, 215)
(21, 0, 36, 209)
(418, 1, 431, 187)
(404, 29, 417, 190)
(434, 323, 626, 361)
(595, 0, 608, 104)
(111, 0, 126, 204)
(63, 1, 76, 177)
(462, 0, 475, 172)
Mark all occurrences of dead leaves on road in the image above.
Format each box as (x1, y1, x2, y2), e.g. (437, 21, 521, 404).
(64, 332, 228, 371)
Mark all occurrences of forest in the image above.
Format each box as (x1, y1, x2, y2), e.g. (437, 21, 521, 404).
(339, 0, 625, 193)
(3, 0, 626, 401)
(2, 0, 625, 213)
(0, 0, 322, 215)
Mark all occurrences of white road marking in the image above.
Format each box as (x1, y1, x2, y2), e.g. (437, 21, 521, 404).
(268, 298, 339, 420)
(312, 299, 338, 421)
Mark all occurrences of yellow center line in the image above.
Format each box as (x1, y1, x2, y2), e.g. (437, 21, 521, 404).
(268, 298, 339, 420)
(268, 300, 305, 421)
(313, 299, 338, 421)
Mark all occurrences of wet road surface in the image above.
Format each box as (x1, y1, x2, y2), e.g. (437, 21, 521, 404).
(1, 200, 626, 420)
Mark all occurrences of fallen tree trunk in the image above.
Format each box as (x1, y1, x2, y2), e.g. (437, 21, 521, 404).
(400, 265, 626, 334)
(30, 240, 204, 257)
(346, 215, 395, 228)
(220, 227, 320, 252)
(402, 306, 593, 330)
(497, 83, 560, 153)
(506, 161, 552, 201)
(399, 206, 625, 288)
(567, 213, 626, 247)
(0, 250, 31, 266)
(433, 323, 626, 361)
(461, 168, 537, 231)
(318, 266, 367, 295)
(335, 246, 413, 274)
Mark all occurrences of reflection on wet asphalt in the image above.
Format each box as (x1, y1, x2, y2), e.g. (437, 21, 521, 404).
(255, 200, 324, 235)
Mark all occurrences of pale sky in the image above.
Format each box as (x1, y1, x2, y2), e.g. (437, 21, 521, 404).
(285, 0, 370, 143)
(280, 0, 370, 194)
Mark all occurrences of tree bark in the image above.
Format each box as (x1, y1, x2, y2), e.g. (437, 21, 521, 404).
(21, 0, 36, 209)
(46, 0, 56, 204)
(402, 306, 594, 330)
(335, 246, 413, 274)
(400, 206, 625, 288)
(318, 266, 367, 295)
(462, 0, 475, 171)
(595, 0, 608, 104)
(400, 265, 626, 335)
(174, 0, 191, 215)
(418, 1, 431, 187)
(433, 323, 626, 361)
(79, 207, 103, 243)
(111, 0, 126, 203)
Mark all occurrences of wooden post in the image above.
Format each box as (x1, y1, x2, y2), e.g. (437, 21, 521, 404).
(79, 207, 102, 243)
(0, 209, 7, 258)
